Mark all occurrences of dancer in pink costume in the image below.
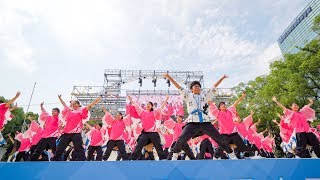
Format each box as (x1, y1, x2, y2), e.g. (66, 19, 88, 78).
(272, 97, 319, 158)
(51, 95, 101, 161)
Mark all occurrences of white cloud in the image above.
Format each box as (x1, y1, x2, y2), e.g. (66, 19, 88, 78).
(0, 0, 39, 72)
(0, 0, 310, 113)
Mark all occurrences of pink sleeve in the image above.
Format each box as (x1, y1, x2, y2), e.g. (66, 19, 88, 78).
(30, 121, 41, 132)
(125, 104, 130, 115)
(242, 115, 253, 129)
(39, 110, 50, 121)
(250, 124, 257, 132)
(283, 109, 293, 123)
(154, 108, 162, 120)
(209, 102, 219, 118)
(39, 111, 49, 127)
(227, 105, 236, 114)
(133, 103, 144, 116)
(129, 105, 140, 119)
(167, 105, 174, 117)
(135, 124, 143, 135)
(123, 115, 132, 127)
(163, 118, 176, 131)
(177, 105, 184, 116)
(62, 107, 72, 117)
(300, 105, 316, 122)
(101, 112, 115, 127)
(227, 105, 239, 121)
(81, 107, 89, 119)
(15, 133, 23, 142)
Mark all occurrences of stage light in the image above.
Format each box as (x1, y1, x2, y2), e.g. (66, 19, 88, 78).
(139, 78, 142, 87)
(152, 78, 157, 87)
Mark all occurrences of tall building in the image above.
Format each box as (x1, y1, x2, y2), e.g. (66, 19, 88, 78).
(278, 0, 320, 54)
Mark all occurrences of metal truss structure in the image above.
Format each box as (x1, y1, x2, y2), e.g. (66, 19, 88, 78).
(72, 69, 233, 119)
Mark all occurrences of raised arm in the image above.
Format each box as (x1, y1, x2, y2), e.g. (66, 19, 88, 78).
(213, 75, 228, 88)
(272, 96, 287, 112)
(160, 95, 170, 109)
(272, 119, 279, 126)
(127, 95, 143, 115)
(212, 119, 218, 125)
(307, 98, 314, 107)
(102, 106, 108, 114)
(40, 102, 46, 112)
(85, 122, 93, 130)
(27, 115, 34, 121)
(58, 95, 68, 108)
(9, 103, 18, 111)
(163, 73, 182, 90)
(7, 134, 15, 144)
(261, 128, 268, 134)
(252, 118, 261, 127)
(86, 97, 102, 110)
(232, 91, 246, 107)
(5, 91, 21, 108)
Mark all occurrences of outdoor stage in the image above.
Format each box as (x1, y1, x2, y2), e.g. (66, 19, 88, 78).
(0, 159, 319, 179)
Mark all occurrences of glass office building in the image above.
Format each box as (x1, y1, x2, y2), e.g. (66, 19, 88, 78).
(278, 0, 320, 54)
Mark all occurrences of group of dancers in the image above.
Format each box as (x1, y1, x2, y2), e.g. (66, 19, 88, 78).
(0, 74, 319, 161)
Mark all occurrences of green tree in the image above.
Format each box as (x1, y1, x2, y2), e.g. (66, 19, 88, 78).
(229, 39, 320, 134)
(0, 96, 39, 138)
(312, 15, 320, 35)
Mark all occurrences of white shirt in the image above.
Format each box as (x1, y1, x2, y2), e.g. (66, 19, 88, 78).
(179, 88, 215, 123)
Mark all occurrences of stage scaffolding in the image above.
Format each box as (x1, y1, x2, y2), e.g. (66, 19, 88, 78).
(71, 69, 233, 120)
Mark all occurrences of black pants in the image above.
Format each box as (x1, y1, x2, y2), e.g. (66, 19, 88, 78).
(266, 152, 275, 158)
(286, 152, 295, 158)
(259, 149, 267, 157)
(197, 139, 215, 159)
(164, 148, 169, 158)
(87, 146, 103, 161)
(63, 146, 74, 161)
(51, 133, 85, 161)
(103, 140, 129, 160)
(296, 132, 320, 158)
(31, 137, 57, 161)
(214, 133, 248, 158)
(172, 123, 233, 155)
(130, 132, 166, 160)
(140, 151, 155, 160)
(1, 144, 14, 161)
(245, 142, 257, 157)
(116, 152, 131, 161)
(15, 151, 29, 162)
(168, 141, 196, 160)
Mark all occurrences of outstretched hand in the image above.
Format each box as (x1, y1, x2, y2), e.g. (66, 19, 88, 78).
(127, 95, 133, 103)
(163, 73, 170, 79)
(15, 91, 21, 97)
(102, 106, 108, 113)
(308, 98, 314, 105)
(165, 95, 169, 102)
(222, 74, 229, 79)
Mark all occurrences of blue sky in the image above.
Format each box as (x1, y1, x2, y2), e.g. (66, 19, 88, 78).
(0, 0, 310, 113)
